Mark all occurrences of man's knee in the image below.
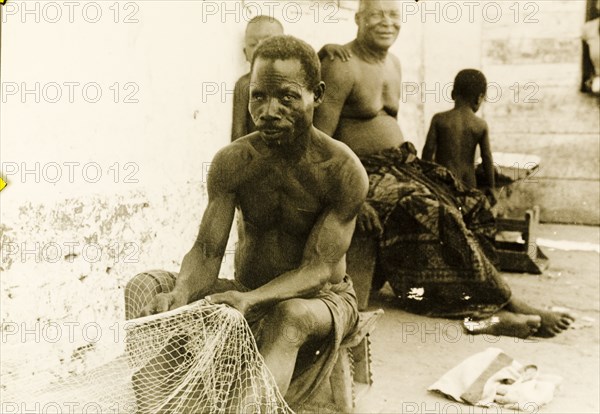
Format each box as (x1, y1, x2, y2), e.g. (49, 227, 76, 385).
(263, 300, 324, 346)
(125, 273, 160, 301)
(124, 272, 164, 320)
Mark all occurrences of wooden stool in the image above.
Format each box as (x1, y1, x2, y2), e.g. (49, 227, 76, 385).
(496, 206, 549, 274)
(306, 309, 384, 413)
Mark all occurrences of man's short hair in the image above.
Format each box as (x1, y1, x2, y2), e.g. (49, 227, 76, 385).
(245, 15, 283, 34)
(453, 69, 487, 101)
(358, 0, 400, 14)
(251, 35, 321, 90)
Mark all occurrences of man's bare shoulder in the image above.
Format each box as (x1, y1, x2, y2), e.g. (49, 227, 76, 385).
(312, 128, 359, 163)
(208, 134, 261, 191)
(320, 48, 358, 83)
(312, 129, 368, 202)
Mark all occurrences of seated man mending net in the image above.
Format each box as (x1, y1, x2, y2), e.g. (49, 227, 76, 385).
(124, 34, 367, 412)
(1, 36, 367, 414)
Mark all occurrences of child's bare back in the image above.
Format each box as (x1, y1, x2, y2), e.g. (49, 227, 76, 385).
(423, 69, 495, 194)
(425, 107, 489, 188)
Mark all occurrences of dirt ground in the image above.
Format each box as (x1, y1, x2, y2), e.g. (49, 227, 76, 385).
(354, 224, 600, 414)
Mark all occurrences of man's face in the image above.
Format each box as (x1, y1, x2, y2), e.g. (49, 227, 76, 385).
(244, 21, 283, 63)
(356, 0, 401, 50)
(249, 58, 321, 148)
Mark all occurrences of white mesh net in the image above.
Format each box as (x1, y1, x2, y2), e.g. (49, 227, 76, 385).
(1, 300, 294, 414)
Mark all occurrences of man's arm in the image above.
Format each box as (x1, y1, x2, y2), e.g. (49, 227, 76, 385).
(422, 115, 438, 161)
(140, 148, 238, 315)
(231, 75, 250, 141)
(249, 156, 369, 305)
(209, 152, 369, 314)
(313, 57, 354, 136)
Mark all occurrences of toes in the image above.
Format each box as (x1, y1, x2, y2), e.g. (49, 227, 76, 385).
(527, 315, 542, 328)
(557, 318, 571, 330)
(534, 327, 556, 338)
(561, 313, 576, 323)
(550, 325, 563, 335)
(527, 316, 542, 335)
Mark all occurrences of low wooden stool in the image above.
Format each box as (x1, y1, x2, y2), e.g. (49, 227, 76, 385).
(306, 309, 384, 413)
(496, 206, 549, 274)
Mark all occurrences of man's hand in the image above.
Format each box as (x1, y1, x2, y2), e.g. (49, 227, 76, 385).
(206, 291, 257, 319)
(357, 202, 383, 235)
(318, 44, 352, 62)
(139, 290, 188, 317)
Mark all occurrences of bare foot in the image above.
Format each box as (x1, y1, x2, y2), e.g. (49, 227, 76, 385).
(465, 311, 541, 339)
(533, 308, 575, 338)
(506, 298, 576, 338)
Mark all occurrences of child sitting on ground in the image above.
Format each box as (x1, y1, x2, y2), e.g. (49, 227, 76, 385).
(422, 69, 497, 204)
(231, 15, 350, 141)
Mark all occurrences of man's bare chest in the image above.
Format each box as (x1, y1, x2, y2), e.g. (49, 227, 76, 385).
(350, 64, 401, 113)
(236, 164, 329, 234)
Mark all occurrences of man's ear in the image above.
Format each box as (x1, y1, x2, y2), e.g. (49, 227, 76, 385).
(477, 93, 485, 105)
(313, 82, 326, 106)
(450, 88, 456, 101)
(354, 12, 360, 26)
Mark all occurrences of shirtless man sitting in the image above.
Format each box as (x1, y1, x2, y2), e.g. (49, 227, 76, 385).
(314, 0, 573, 338)
(126, 35, 368, 410)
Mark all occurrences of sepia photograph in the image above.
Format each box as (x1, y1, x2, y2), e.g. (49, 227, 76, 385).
(0, 0, 599, 412)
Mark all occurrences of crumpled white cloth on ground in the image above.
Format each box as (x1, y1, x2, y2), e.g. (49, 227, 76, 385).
(428, 348, 562, 410)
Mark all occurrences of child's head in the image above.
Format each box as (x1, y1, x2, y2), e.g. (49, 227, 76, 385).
(244, 16, 284, 63)
(452, 69, 487, 111)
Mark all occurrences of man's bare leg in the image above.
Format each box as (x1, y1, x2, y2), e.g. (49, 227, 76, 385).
(468, 296, 576, 338)
(468, 310, 542, 338)
(132, 335, 191, 413)
(258, 298, 332, 396)
(506, 297, 575, 337)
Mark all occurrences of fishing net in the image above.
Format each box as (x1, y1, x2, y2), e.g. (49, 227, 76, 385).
(1, 299, 293, 413)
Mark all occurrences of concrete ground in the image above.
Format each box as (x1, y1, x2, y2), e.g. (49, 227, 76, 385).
(354, 224, 600, 414)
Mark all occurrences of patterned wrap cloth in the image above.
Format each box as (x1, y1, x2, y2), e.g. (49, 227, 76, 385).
(360, 142, 512, 319)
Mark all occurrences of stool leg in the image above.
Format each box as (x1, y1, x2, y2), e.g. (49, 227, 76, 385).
(331, 348, 354, 412)
(351, 336, 373, 386)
